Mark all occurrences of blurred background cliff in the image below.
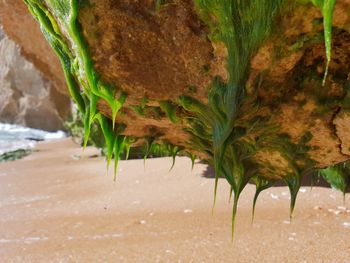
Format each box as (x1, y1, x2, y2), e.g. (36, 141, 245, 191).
(0, 27, 70, 131)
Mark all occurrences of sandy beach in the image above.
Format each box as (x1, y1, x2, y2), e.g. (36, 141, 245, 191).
(0, 138, 349, 262)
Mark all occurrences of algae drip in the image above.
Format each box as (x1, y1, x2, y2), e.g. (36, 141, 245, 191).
(24, 0, 349, 239)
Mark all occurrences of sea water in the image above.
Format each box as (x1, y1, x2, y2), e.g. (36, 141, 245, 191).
(0, 122, 66, 155)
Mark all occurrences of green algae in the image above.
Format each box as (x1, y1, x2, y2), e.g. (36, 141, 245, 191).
(0, 149, 32, 163)
(284, 173, 302, 219)
(23, 0, 347, 240)
(159, 101, 179, 124)
(299, 0, 337, 85)
(123, 137, 135, 161)
(168, 145, 182, 170)
(24, 0, 129, 178)
(312, 0, 336, 85)
(250, 176, 274, 222)
(130, 97, 165, 120)
(143, 137, 154, 165)
(320, 160, 350, 195)
(187, 152, 197, 170)
(155, 0, 164, 11)
(140, 139, 184, 170)
(184, 0, 338, 238)
(191, 0, 288, 238)
(130, 96, 149, 116)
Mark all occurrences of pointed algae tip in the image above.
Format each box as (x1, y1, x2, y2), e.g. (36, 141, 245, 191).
(81, 144, 86, 158)
(322, 64, 329, 87)
(212, 175, 219, 215)
(82, 133, 89, 152)
(289, 197, 297, 223)
(81, 128, 91, 158)
(143, 149, 148, 169)
(231, 194, 239, 242)
(106, 155, 112, 172)
(82, 120, 91, 152)
(228, 187, 233, 204)
(113, 139, 123, 181)
(105, 152, 111, 176)
(289, 184, 300, 222)
(125, 146, 131, 161)
(188, 153, 196, 171)
(111, 107, 117, 130)
(321, 0, 336, 86)
(106, 146, 114, 173)
(211, 181, 218, 216)
(231, 225, 235, 243)
(169, 154, 176, 171)
(113, 158, 119, 182)
(251, 191, 259, 224)
(289, 202, 295, 223)
(124, 140, 131, 161)
(143, 139, 153, 170)
(143, 155, 148, 171)
(212, 155, 222, 214)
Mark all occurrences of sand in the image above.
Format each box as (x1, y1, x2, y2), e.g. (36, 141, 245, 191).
(0, 138, 349, 263)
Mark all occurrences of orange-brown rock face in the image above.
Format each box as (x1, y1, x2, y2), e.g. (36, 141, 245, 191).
(79, 0, 219, 103)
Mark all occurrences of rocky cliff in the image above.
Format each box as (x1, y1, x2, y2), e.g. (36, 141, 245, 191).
(0, 28, 70, 131)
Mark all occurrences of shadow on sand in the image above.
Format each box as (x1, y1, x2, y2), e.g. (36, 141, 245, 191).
(201, 164, 333, 188)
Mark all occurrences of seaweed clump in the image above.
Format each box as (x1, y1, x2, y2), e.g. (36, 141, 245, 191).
(180, 0, 341, 237)
(24, 0, 130, 179)
(0, 149, 32, 163)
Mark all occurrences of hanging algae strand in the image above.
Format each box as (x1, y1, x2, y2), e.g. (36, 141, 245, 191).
(320, 160, 350, 198)
(24, 0, 129, 178)
(310, 0, 336, 85)
(193, 0, 287, 239)
(188, 0, 338, 238)
(45, 0, 126, 131)
(187, 152, 197, 170)
(141, 140, 184, 170)
(251, 177, 274, 223)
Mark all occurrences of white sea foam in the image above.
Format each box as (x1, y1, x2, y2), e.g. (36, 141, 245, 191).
(0, 122, 66, 155)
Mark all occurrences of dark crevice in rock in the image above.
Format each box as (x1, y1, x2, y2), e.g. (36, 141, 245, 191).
(331, 106, 350, 158)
